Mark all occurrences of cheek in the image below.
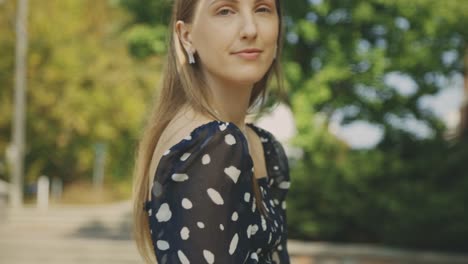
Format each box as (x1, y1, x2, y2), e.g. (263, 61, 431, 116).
(264, 21, 279, 44)
(193, 21, 228, 50)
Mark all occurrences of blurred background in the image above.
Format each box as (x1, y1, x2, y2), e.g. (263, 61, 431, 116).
(1, 0, 467, 263)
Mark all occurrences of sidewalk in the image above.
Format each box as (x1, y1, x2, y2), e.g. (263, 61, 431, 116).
(1, 201, 467, 264)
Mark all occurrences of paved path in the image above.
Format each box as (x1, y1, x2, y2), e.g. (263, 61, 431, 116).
(2, 201, 467, 264)
(0, 201, 141, 264)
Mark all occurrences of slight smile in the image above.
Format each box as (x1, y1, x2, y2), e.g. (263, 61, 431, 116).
(232, 48, 263, 60)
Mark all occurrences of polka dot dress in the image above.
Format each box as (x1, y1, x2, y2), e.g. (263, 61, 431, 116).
(143, 121, 291, 264)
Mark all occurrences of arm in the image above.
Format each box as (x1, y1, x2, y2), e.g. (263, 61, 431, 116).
(149, 127, 256, 263)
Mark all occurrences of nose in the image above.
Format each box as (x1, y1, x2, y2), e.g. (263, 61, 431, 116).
(240, 12, 258, 40)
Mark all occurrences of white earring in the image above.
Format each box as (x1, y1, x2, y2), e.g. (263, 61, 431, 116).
(187, 50, 195, 64)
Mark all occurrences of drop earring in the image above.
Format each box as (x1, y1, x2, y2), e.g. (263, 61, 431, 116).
(187, 50, 195, 64)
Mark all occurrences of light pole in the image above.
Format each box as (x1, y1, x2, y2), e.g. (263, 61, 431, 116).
(10, 0, 28, 208)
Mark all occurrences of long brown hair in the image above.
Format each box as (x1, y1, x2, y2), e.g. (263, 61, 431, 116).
(132, 0, 285, 262)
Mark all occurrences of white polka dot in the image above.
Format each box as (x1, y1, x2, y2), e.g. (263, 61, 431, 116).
(231, 211, 238, 221)
(148, 208, 152, 216)
(203, 250, 215, 264)
(163, 149, 170, 156)
(156, 203, 172, 222)
(224, 166, 241, 183)
(279, 181, 290, 189)
(273, 199, 279, 205)
(251, 224, 258, 236)
(273, 165, 279, 170)
(202, 154, 211, 165)
(275, 237, 281, 245)
(156, 240, 170, 251)
(225, 134, 236, 145)
(207, 188, 224, 205)
(182, 198, 193, 209)
(229, 233, 239, 255)
(252, 197, 256, 212)
(219, 123, 227, 131)
(180, 227, 190, 240)
(219, 224, 224, 231)
(180, 153, 191, 161)
(282, 201, 287, 210)
(278, 245, 283, 251)
(184, 135, 192, 140)
(251, 252, 259, 261)
(268, 232, 272, 243)
(197, 221, 205, 228)
(244, 192, 251, 202)
(247, 225, 252, 239)
(270, 200, 275, 207)
(172, 173, 189, 182)
(177, 250, 190, 264)
(260, 137, 268, 142)
(261, 215, 267, 231)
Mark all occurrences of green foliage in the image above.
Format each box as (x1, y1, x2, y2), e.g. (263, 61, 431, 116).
(0, 1, 160, 188)
(125, 24, 168, 59)
(284, 0, 468, 253)
(116, 0, 172, 59)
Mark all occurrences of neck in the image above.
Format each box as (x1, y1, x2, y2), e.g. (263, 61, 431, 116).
(205, 76, 253, 134)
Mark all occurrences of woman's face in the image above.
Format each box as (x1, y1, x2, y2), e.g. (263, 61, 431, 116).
(180, 0, 279, 87)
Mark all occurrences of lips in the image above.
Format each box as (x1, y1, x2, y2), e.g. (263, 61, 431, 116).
(232, 48, 263, 54)
(232, 48, 263, 60)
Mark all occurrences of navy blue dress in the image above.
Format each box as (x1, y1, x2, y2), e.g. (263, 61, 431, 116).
(143, 120, 291, 263)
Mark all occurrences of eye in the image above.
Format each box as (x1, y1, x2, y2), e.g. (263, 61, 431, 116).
(256, 6, 272, 13)
(217, 8, 235, 16)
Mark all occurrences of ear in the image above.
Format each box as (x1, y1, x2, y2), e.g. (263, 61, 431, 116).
(175, 20, 195, 54)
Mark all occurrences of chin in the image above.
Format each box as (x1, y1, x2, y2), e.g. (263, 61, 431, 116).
(229, 70, 268, 84)
(229, 76, 264, 86)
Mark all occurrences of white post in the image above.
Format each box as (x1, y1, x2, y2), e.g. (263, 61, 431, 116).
(37, 175, 49, 210)
(93, 142, 107, 190)
(51, 177, 62, 202)
(10, 0, 29, 209)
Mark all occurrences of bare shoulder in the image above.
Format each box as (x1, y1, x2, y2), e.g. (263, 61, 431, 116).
(147, 106, 213, 199)
(159, 106, 213, 151)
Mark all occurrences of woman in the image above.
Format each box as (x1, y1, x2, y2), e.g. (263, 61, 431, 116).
(133, 0, 291, 263)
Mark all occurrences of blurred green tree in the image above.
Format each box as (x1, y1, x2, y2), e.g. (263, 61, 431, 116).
(0, 1, 160, 190)
(284, 0, 468, 253)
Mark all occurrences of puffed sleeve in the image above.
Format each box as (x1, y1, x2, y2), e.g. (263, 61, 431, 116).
(146, 122, 258, 264)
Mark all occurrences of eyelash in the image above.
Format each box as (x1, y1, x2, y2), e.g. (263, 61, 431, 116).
(217, 8, 234, 16)
(216, 6, 272, 16)
(256, 7, 272, 13)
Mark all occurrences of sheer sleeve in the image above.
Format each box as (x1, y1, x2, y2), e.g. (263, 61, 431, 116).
(146, 122, 258, 264)
(258, 127, 291, 264)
